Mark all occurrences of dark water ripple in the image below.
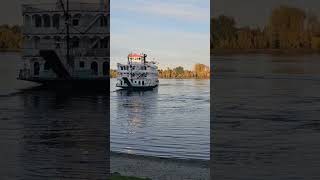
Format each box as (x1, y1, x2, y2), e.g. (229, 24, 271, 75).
(212, 55, 320, 180)
(0, 53, 109, 179)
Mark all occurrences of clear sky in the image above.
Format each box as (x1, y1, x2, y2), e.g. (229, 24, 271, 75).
(111, 0, 210, 70)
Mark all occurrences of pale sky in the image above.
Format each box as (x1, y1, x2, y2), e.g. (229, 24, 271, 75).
(110, 0, 210, 70)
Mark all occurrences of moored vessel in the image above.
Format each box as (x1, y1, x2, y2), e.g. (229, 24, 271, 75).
(18, 0, 110, 90)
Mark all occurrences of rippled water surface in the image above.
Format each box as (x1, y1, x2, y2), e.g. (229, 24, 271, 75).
(111, 79, 210, 160)
(212, 54, 320, 180)
(0, 53, 209, 179)
(0, 53, 109, 179)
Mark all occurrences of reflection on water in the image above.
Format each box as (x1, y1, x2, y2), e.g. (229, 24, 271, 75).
(0, 53, 109, 179)
(212, 54, 320, 179)
(111, 79, 210, 160)
(115, 89, 158, 135)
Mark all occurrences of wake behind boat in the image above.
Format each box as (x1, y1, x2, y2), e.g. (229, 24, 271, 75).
(116, 53, 159, 90)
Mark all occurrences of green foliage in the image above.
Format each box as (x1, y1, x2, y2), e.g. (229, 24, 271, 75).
(211, 5, 320, 51)
(110, 64, 209, 79)
(211, 15, 237, 48)
(173, 66, 184, 75)
(158, 64, 209, 79)
(0, 24, 22, 51)
(193, 63, 210, 79)
(110, 69, 118, 78)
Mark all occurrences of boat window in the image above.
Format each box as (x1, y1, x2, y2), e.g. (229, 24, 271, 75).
(100, 16, 108, 27)
(33, 15, 42, 27)
(72, 19, 79, 26)
(120, 66, 123, 70)
(73, 14, 81, 26)
(79, 61, 85, 68)
(138, 81, 141, 85)
(43, 14, 51, 27)
(100, 38, 109, 48)
(52, 14, 60, 28)
(91, 61, 98, 75)
(34, 62, 40, 75)
(142, 81, 144, 85)
(103, 61, 109, 76)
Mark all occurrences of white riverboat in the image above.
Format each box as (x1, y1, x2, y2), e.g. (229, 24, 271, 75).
(116, 53, 159, 90)
(18, 0, 110, 90)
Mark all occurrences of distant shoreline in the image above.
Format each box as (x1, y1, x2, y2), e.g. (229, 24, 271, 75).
(110, 77, 210, 80)
(211, 49, 320, 56)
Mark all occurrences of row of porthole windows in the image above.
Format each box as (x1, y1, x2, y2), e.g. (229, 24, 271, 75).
(134, 80, 145, 85)
(25, 14, 109, 28)
(118, 72, 147, 78)
(79, 61, 110, 76)
(119, 65, 147, 70)
(33, 61, 109, 76)
(119, 80, 145, 86)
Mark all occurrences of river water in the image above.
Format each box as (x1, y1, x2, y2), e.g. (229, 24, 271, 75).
(212, 54, 320, 180)
(0, 52, 109, 179)
(111, 78, 210, 160)
(0, 53, 209, 178)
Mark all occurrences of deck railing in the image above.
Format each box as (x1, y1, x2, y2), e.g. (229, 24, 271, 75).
(22, 3, 105, 13)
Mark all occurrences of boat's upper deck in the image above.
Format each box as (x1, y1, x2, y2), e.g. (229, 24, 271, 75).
(22, 1, 110, 14)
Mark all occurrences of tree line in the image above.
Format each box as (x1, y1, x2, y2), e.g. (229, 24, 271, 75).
(0, 25, 22, 51)
(211, 5, 320, 51)
(110, 63, 210, 79)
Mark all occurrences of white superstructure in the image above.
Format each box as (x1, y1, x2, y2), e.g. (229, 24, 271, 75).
(18, 0, 110, 89)
(116, 53, 159, 89)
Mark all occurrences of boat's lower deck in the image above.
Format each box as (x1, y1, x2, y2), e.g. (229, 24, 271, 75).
(116, 84, 158, 90)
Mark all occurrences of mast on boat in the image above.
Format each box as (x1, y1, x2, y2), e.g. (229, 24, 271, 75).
(58, 0, 71, 67)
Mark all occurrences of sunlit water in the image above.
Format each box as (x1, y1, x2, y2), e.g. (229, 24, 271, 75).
(110, 79, 210, 160)
(212, 54, 320, 179)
